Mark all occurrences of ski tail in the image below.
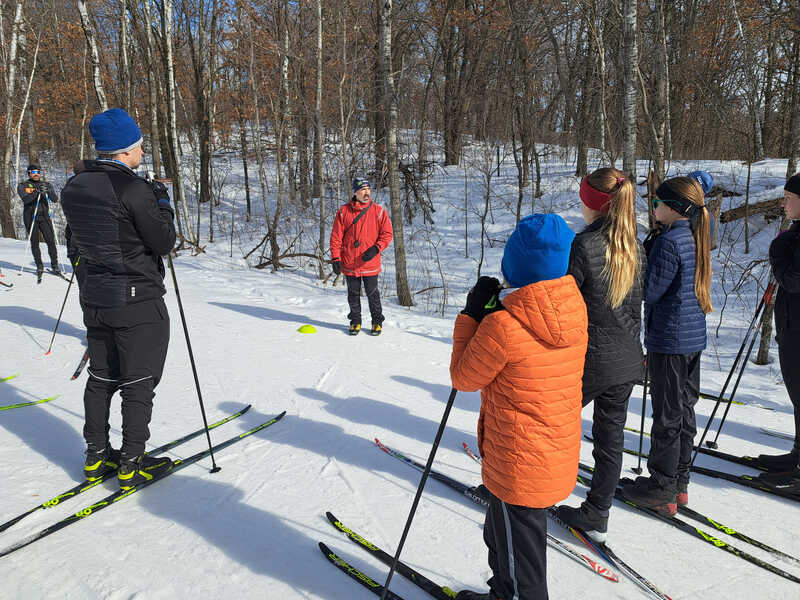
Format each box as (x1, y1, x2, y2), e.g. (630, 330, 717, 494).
(326, 512, 458, 599)
(0, 395, 59, 412)
(319, 542, 406, 599)
(0, 373, 20, 383)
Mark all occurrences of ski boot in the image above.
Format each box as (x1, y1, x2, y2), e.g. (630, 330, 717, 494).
(349, 322, 361, 336)
(370, 323, 382, 336)
(758, 468, 800, 495)
(455, 591, 497, 600)
(619, 476, 677, 516)
(676, 479, 689, 506)
(36, 267, 43, 284)
(756, 448, 798, 473)
(117, 453, 173, 490)
(84, 445, 121, 481)
(554, 501, 609, 542)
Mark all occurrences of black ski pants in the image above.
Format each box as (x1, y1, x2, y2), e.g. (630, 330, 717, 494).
(483, 488, 548, 600)
(778, 334, 800, 462)
(82, 298, 170, 457)
(23, 204, 58, 271)
(345, 275, 384, 325)
(646, 351, 701, 491)
(582, 380, 636, 512)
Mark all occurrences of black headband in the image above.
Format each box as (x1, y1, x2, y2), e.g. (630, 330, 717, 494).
(656, 181, 704, 218)
(785, 174, 800, 196)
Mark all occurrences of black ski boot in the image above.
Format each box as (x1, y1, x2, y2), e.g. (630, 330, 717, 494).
(756, 447, 798, 473)
(117, 453, 173, 490)
(554, 501, 609, 542)
(84, 445, 121, 481)
(758, 467, 800, 495)
(619, 476, 677, 516)
(36, 267, 43, 284)
(455, 591, 497, 600)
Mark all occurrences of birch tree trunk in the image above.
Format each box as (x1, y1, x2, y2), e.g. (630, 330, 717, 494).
(162, 0, 194, 245)
(0, 1, 24, 238)
(313, 1, 323, 199)
(380, 0, 412, 306)
(78, 0, 108, 111)
(622, 0, 638, 179)
(144, 0, 162, 177)
(316, 0, 325, 278)
(119, 0, 130, 112)
(788, 32, 800, 177)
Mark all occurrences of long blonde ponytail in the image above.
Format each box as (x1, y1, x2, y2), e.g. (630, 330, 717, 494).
(585, 168, 642, 309)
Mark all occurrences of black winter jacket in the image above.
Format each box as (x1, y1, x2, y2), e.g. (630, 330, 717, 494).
(17, 179, 57, 215)
(61, 160, 175, 308)
(567, 217, 645, 390)
(770, 220, 800, 343)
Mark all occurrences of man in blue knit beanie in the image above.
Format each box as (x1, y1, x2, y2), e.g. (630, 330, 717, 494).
(61, 108, 176, 491)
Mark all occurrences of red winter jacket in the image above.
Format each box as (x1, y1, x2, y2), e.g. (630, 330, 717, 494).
(330, 198, 393, 277)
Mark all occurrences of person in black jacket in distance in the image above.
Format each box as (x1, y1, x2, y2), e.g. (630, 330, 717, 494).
(17, 164, 61, 277)
(61, 108, 175, 490)
(757, 174, 800, 493)
(554, 167, 644, 541)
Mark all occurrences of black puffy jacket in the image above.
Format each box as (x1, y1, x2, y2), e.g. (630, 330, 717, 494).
(60, 160, 175, 308)
(770, 220, 800, 343)
(567, 217, 645, 390)
(18, 179, 57, 215)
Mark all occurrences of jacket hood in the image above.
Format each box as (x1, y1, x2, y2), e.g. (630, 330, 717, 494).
(500, 276, 586, 348)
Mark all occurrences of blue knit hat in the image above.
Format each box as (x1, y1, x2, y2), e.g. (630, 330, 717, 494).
(89, 108, 143, 154)
(352, 177, 370, 193)
(688, 170, 713, 195)
(501, 213, 575, 288)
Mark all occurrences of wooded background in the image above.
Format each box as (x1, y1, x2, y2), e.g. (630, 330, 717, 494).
(0, 0, 798, 306)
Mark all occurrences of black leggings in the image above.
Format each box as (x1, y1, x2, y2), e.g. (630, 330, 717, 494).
(647, 351, 701, 490)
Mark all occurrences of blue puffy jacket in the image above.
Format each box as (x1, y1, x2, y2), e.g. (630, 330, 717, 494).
(643, 220, 707, 354)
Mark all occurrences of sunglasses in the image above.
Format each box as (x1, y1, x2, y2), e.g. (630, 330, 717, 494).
(29, 170, 41, 175)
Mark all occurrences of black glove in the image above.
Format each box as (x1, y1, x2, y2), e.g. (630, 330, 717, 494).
(150, 180, 174, 218)
(331, 259, 341, 275)
(462, 276, 503, 322)
(361, 245, 379, 261)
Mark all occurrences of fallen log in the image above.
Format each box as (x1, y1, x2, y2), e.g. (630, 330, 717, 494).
(719, 196, 782, 223)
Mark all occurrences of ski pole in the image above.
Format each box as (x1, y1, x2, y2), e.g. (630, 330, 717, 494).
(705, 280, 778, 449)
(167, 253, 220, 473)
(380, 387, 458, 600)
(45, 261, 77, 355)
(19, 194, 41, 275)
(691, 281, 774, 465)
(633, 355, 649, 474)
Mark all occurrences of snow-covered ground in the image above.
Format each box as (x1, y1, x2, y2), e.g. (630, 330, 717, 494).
(0, 153, 797, 599)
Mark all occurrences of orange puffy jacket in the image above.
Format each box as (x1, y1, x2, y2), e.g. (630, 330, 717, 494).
(330, 199, 393, 277)
(450, 276, 588, 508)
